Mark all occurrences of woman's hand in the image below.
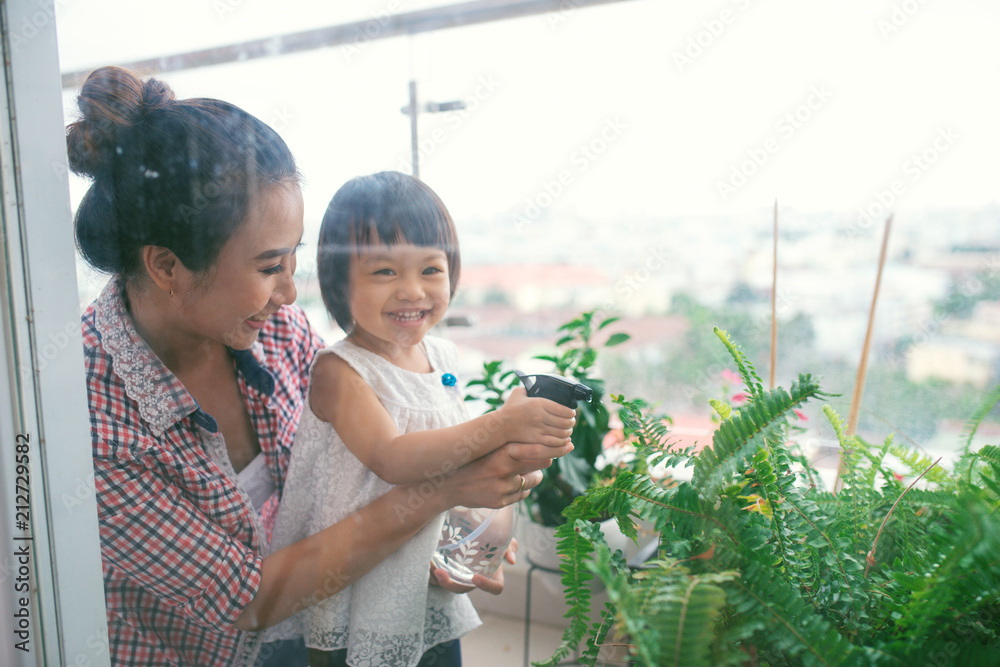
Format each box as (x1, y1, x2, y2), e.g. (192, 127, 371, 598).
(430, 539, 518, 595)
(441, 444, 562, 510)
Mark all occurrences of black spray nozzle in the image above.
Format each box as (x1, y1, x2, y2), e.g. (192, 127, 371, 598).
(513, 370, 593, 409)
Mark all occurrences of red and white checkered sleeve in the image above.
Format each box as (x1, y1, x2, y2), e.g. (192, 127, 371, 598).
(94, 456, 263, 629)
(272, 303, 325, 396)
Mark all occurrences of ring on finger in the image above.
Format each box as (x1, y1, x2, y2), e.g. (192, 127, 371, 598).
(518, 474, 526, 494)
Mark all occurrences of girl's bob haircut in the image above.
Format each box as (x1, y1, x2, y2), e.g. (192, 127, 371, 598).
(318, 171, 461, 332)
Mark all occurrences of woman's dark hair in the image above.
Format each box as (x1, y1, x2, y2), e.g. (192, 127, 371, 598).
(66, 66, 299, 283)
(318, 171, 461, 332)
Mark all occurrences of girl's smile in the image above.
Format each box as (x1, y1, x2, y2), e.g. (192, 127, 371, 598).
(347, 243, 451, 369)
(388, 309, 428, 324)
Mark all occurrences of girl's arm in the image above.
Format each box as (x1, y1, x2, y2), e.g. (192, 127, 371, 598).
(235, 441, 554, 631)
(309, 353, 576, 485)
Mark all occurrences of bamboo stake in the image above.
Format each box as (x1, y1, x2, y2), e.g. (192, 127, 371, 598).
(834, 214, 893, 491)
(847, 214, 893, 435)
(770, 198, 778, 389)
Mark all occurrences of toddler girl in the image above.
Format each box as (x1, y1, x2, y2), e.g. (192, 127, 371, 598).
(268, 171, 576, 666)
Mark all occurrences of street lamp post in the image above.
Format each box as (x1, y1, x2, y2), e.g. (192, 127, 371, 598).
(401, 79, 466, 179)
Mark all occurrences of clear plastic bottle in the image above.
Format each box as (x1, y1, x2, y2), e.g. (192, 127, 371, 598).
(431, 370, 589, 585)
(431, 504, 516, 586)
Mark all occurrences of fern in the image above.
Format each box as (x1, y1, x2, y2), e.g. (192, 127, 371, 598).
(858, 433, 900, 490)
(694, 374, 825, 500)
(960, 444, 1000, 497)
(891, 491, 1000, 653)
(725, 560, 856, 666)
(591, 552, 735, 667)
(888, 440, 953, 487)
(962, 382, 1000, 450)
(534, 518, 604, 667)
(824, 406, 866, 527)
(540, 330, 1000, 666)
(714, 327, 765, 398)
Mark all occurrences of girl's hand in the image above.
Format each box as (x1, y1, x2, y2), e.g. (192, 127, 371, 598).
(499, 386, 577, 448)
(506, 441, 574, 462)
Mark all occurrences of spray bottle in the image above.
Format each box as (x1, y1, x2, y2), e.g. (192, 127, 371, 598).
(432, 371, 592, 585)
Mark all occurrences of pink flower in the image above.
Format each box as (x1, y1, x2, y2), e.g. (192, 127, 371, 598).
(731, 392, 748, 405)
(793, 409, 808, 421)
(602, 428, 625, 450)
(893, 472, 905, 482)
(721, 369, 741, 384)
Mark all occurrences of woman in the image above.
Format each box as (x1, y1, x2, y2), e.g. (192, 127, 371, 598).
(68, 66, 569, 666)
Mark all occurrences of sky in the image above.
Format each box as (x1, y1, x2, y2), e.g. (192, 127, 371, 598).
(54, 0, 1000, 231)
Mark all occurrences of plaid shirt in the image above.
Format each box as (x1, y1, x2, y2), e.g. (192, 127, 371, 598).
(82, 279, 323, 666)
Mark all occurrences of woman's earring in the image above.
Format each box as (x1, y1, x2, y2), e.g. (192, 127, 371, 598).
(169, 288, 174, 298)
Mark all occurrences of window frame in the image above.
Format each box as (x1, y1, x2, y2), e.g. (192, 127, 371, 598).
(0, 2, 109, 665)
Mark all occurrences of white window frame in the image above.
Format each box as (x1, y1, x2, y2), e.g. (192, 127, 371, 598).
(0, 1, 109, 666)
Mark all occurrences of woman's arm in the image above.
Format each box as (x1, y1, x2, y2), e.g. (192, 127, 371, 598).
(235, 442, 559, 631)
(309, 353, 576, 485)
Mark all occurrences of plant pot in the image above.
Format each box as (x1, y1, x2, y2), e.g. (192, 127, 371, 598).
(522, 515, 633, 595)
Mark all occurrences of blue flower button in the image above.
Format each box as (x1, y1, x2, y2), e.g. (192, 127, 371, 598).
(441, 373, 457, 387)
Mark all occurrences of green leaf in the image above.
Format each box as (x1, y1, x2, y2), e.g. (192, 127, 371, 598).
(605, 332, 631, 347)
(558, 317, 585, 333)
(708, 398, 732, 421)
(962, 383, 1000, 451)
(559, 452, 599, 496)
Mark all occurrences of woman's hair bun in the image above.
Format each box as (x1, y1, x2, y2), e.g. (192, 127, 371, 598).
(69, 64, 298, 280)
(66, 66, 175, 178)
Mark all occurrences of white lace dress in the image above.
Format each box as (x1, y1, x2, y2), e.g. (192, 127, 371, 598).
(266, 336, 481, 667)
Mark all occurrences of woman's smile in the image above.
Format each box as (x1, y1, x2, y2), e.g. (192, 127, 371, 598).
(245, 315, 271, 330)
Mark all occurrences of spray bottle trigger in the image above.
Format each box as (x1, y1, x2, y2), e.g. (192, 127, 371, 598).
(512, 370, 533, 394)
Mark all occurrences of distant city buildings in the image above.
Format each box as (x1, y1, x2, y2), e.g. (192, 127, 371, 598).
(451, 207, 999, 395)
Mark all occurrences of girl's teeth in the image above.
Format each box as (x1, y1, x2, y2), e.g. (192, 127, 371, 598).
(393, 311, 423, 321)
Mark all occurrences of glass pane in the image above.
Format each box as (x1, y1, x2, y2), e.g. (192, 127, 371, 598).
(58, 0, 1000, 478)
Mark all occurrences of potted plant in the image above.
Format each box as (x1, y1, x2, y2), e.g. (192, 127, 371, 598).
(464, 311, 634, 567)
(538, 328, 1000, 666)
